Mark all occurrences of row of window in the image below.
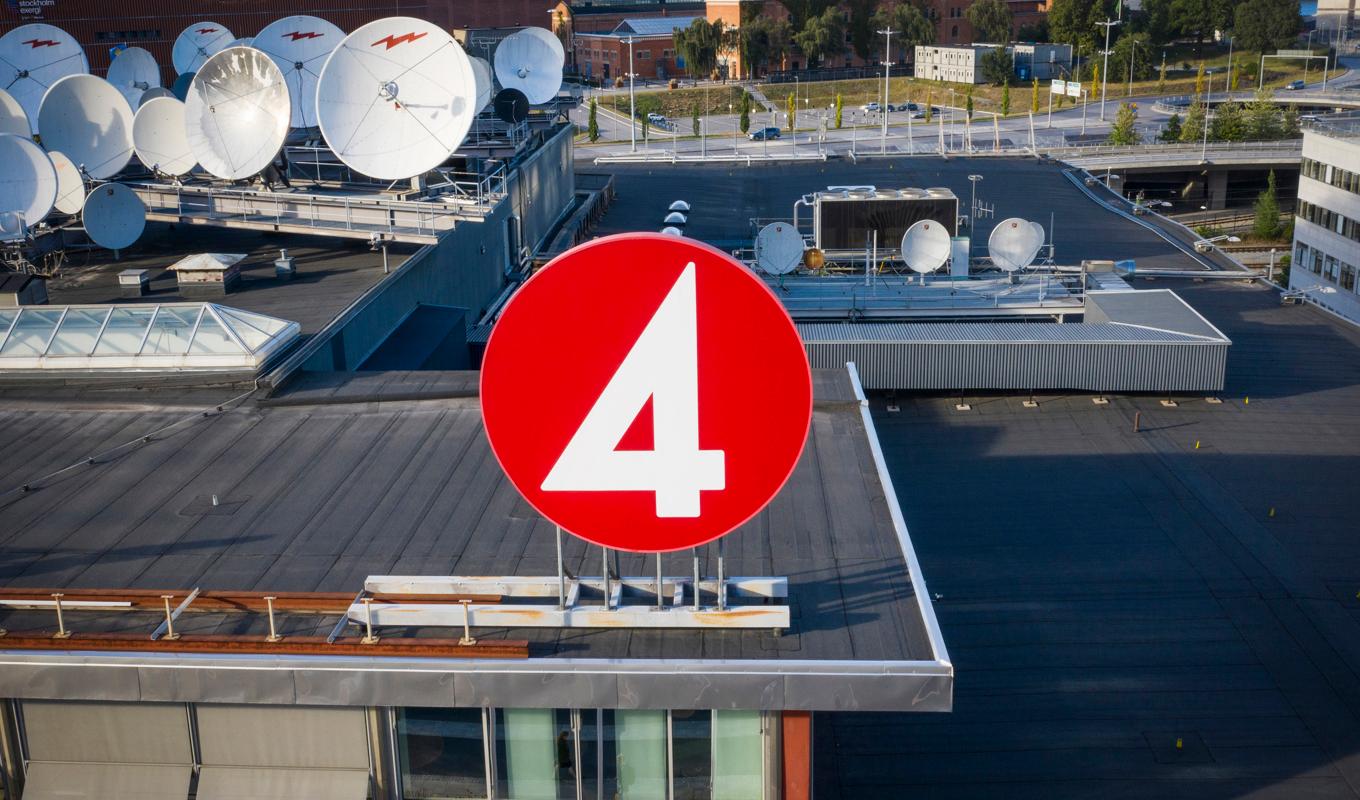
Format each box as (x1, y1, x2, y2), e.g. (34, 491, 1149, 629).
(1297, 198, 1360, 244)
(96, 29, 160, 41)
(1296, 240, 1359, 292)
(1301, 155, 1360, 196)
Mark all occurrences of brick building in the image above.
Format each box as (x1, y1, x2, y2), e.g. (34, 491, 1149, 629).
(573, 15, 698, 81)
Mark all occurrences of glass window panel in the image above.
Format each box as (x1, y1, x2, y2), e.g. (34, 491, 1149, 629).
(613, 710, 666, 800)
(0, 308, 63, 356)
(217, 308, 273, 351)
(493, 708, 560, 800)
(94, 307, 156, 355)
(188, 314, 243, 355)
(398, 707, 488, 800)
(672, 710, 712, 800)
(580, 710, 602, 800)
(142, 307, 200, 355)
(0, 309, 19, 348)
(712, 711, 764, 800)
(47, 308, 111, 356)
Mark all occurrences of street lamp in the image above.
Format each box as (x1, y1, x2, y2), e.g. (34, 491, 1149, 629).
(1126, 38, 1142, 97)
(1096, 17, 1120, 120)
(730, 102, 736, 152)
(626, 36, 637, 152)
(879, 26, 896, 155)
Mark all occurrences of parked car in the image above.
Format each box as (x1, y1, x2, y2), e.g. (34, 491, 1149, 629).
(748, 126, 781, 141)
(860, 102, 881, 112)
(907, 103, 920, 112)
(1286, 80, 1306, 90)
(646, 112, 668, 125)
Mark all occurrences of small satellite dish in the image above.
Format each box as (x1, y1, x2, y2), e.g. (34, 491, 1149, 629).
(47, 151, 86, 215)
(106, 47, 161, 109)
(988, 217, 1046, 272)
(134, 97, 196, 177)
(0, 24, 89, 135)
(38, 75, 135, 180)
(660, 226, 683, 236)
(185, 47, 291, 180)
(669, 200, 691, 213)
(253, 15, 345, 129)
(664, 211, 687, 225)
(0, 133, 58, 232)
(469, 56, 494, 112)
(171, 72, 195, 101)
(140, 87, 174, 105)
(173, 22, 234, 75)
(901, 220, 951, 274)
(756, 222, 805, 276)
(494, 88, 529, 123)
(82, 183, 145, 250)
(0, 89, 30, 138)
(316, 17, 476, 181)
(493, 27, 564, 106)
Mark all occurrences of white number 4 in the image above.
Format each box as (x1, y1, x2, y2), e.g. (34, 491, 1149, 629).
(541, 262, 726, 517)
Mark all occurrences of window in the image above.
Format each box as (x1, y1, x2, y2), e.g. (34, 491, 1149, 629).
(951, 25, 959, 38)
(1342, 262, 1356, 291)
(637, 50, 651, 59)
(398, 708, 488, 800)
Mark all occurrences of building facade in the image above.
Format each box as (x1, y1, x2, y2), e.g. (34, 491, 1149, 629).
(914, 44, 994, 83)
(1291, 127, 1360, 322)
(573, 16, 697, 80)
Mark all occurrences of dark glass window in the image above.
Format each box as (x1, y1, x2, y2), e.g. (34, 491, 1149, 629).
(398, 707, 488, 800)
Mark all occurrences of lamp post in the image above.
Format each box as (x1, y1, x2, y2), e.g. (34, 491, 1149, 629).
(1201, 72, 1212, 162)
(879, 27, 896, 155)
(1096, 16, 1120, 120)
(1126, 38, 1142, 96)
(627, 36, 637, 152)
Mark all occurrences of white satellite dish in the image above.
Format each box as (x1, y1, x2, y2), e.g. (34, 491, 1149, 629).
(253, 15, 345, 129)
(669, 200, 691, 213)
(185, 47, 291, 180)
(660, 226, 683, 236)
(664, 211, 687, 225)
(133, 96, 196, 177)
(173, 22, 234, 75)
(988, 217, 1046, 272)
(0, 24, 89, 135)
(901, 219, 951, 274)
(0, 133, 57, 234)
(0, 212, 25, 241)
(227, 37, 255, 49)
(316, 17, 476, 181)
(82, 183, 145, 250)
(47, 151, 86, 215)
(106, 47, 161, 109)
(140, 87, 174, 105)
(38, 75, 135, 180)
(469, 56, 493, 112)
(0, 89, 31, 138)
(755, 222, 804, 276)
(493, 27, 564, 106)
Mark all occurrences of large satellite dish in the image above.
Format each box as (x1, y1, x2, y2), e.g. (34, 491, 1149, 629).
(106, 47, 161, 109)
(0, 24, 89, 135)
(173, 22, 234, 75)
(140, 87, 174, 105)
(0, 133, 58, 233)
(134, 97, 197, 177)
(47, 151, 86, 215)
(493, 27, 564, 106)
(901, 219, 951, 274)
(988, 217, 1046, 272)
(37, 75, 135, 180)
(184, 47, 291, 180)
(253, 15, 345, 129)
(756, 222, 805, 276)
(82, 183, 145, 250)
(469, 56, 493, 112)
(0, 89, 31, 137)
(494, 88, 529, 124)
(316, 17, 476, 181)
(171, 72, 195, 100)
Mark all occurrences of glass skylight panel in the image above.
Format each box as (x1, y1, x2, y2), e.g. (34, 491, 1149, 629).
(47, 308, 112, 355)
(0, 308, 63, 356)
(141, 306, 202, 355)
(93, 307, 157, 355)
(187, 313, 242, 355)
(217, 307, 279, 351)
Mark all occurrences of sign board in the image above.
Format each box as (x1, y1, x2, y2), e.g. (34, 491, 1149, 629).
(1276, 49, 1314, 57)
(1049, 79, 1065, 95)
(481, 233, 813, 553)
(1066, 81, 1082, 97)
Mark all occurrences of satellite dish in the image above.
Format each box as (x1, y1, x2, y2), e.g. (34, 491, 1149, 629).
(493, 27, 564, 105)
(316, 17, 476, 181)
(988, 217, 1046, 272)
(38, 75, 135, 180)
(664, 211, 687, 225)
(669, 200, 691, 212)
(133, 97, 196, 177)
(469, 56, 494, 112)
(106, 47, 161, 109)
(901, 220, 951, 274)
(0, 212, 26, 242)
(82, 183, 145, 250)
(660, 226, 683, 236)
(0, 133, 57, 233)
(173, 22, 234, 75)
(253, 15, 345, 129)
(0, 89, 31, 138)
(171, 72, 195, 101)
(494, 88, 529, 124)
(0, 24, 89, 135)
(227, 37, 255, 49)
(47, 151, 86, 215)
(185, 47, 291, 180)
(140, 87, 174, 104)
(756, 222, 804, 276)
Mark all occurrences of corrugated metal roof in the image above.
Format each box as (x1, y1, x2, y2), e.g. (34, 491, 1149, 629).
(798, 321, 1225, 345)
(613, 15, 701, 35)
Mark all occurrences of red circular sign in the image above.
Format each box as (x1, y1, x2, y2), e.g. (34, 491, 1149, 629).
(481, 233, 812, 553)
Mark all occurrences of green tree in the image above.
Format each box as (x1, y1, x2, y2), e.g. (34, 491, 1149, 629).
(740, 17, 793, 79)
(1281, 106, 1301, 137)
(1243, 89, 1282, 139)
(872, 1, 936, 63)
(1160, 112, 1183, 141)
(1002, 82, 1012, 115)
(587, 98, 600, 142)
(1091, 60, 1101, 102)
(1235, 0, 1300, 54)
(966, 86, 974, 121)
(1048, 0, 1107, 53)
(1157, 63, 1166, 94)
(739, 105, 751, 133)
(1180, 100, 1206, 143)
(776, 0, 837, 32)
(1107, 101, 1141, 144)
(1031, 77, 1040, 113)
(1254, 170, 1280, 238)
(1111, 32, 1155, 84)
(1140, 0, 1178, 46)
(924, 89, 933, 121)
(1194, 62, 1205, 97)
(847, 0, 878, 61)
(692, 105, 700, 136)
(1211, 101, 1246, 140)
(834, 93, 844, 128)
(792, 6, 848, 67)
(786, 92, 796, 130)
(1172, 0, 1234, 52)
(979, 46, 1014, 85)
(675, 19, 725, 79)
(967, 0, 1014, 42)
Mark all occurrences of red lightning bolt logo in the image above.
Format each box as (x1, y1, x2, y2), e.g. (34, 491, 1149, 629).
(284, 31, 323, 41)
(196, 27, 218, 34)
(22, 39, 59, 48)
(371, 31, 427, 50)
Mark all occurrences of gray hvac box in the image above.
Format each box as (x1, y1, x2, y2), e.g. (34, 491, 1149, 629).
(813, 188, 959, 253)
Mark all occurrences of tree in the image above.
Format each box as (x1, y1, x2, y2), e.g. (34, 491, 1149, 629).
(1002, 82, 1012, 115)
(587, 98, 600, 142)
(777, 0, 837, 32)
(1160, 112, 1183, 141)
(740, 17, 793, 78)
(1171, 0, 1234, 52)
(834, 93, 844, 128)
(793, 6, 848, 67)
(1031, 77, 1040, 113)
(675, 19, 725, 79)
(1211, 101, 1246, 141)
(966, 85, 974, 121)
(979, 46, 1014, 85)
(847, 0, 878, 61)
(786, 92, 796, 131)
(692, 105, 700, 136)
(1108, 101, 1141, 144)
(1254, 170, 1280, 238)
(924, 89, 933, 121)
(1139, 0, 1178, 46)
(872, 1, 935, 65)
(1194, 62, 1205, 97)
(1111, 32, 1155, 84)
(967, 0, 1014, 42)
(1235, 0, 1300, 54)
(1017, 19, 1050, 41)
(1243, 89, 1282, 139)
(1091, 60, 1101, 102)
(1180, 100, 1206, 143)
(739, 90, 752, 133)
(1048, 0, 1107, 53)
